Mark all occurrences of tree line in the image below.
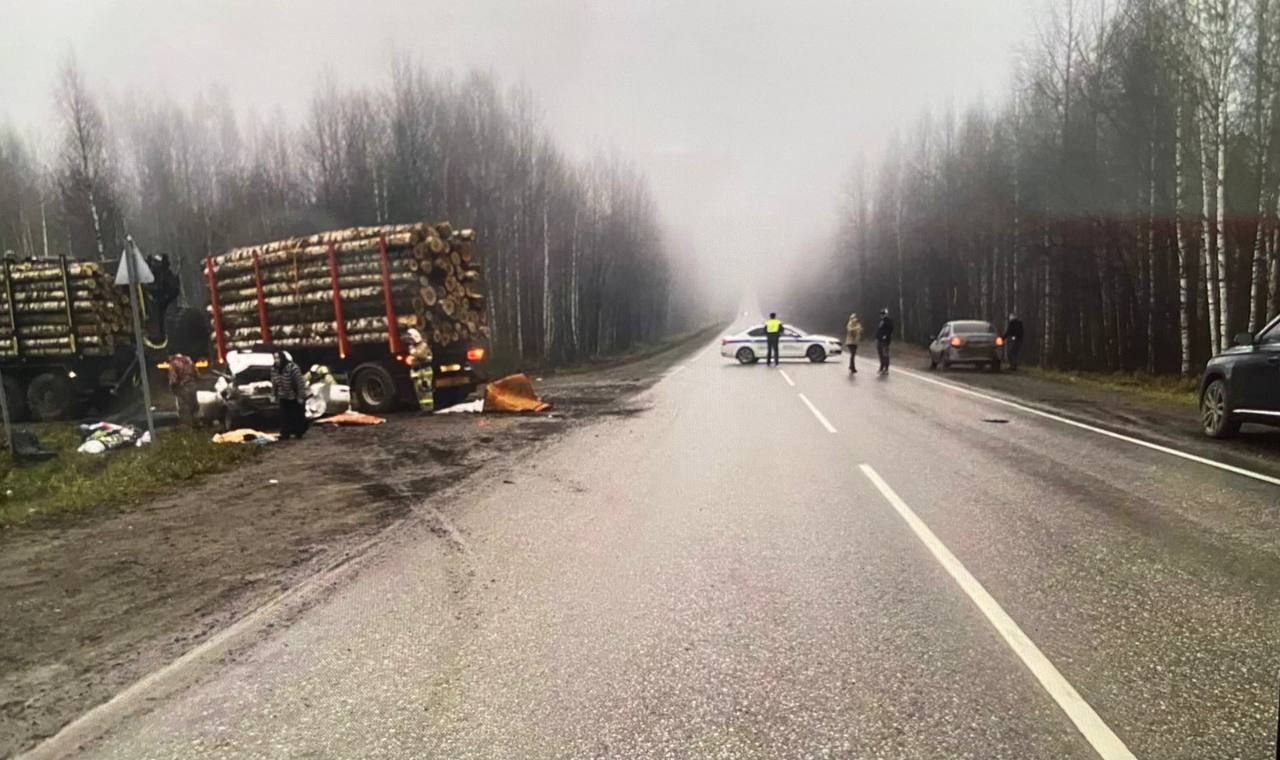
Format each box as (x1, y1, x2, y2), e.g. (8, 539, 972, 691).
(795, 0, 1280, 374)
(0, 56, 686, 365)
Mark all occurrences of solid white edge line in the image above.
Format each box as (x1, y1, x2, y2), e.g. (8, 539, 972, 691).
(779, 369, 796, 387)
(890, 365, 1280, 488)
(858, 464, 1138, 760)
(666, 365, 686, 376)
(797, 392, 837, 433)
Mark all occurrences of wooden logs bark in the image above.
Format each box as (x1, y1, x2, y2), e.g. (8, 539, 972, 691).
(207, 221, 486, 354)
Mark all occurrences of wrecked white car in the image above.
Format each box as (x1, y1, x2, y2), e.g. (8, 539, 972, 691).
(197, 349, 350, 429)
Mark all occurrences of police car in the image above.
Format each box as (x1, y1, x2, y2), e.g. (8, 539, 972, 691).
(720, 325, 844, 364)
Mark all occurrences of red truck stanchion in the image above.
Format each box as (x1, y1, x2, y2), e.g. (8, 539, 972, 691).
(327, 243, 350, 359)
(378, 234, 403, 355)
(253, 251, 270, 344)
(205, 256, 227, 365)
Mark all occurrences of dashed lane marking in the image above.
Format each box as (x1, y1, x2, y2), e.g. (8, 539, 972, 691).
(798, 393, 836, 433)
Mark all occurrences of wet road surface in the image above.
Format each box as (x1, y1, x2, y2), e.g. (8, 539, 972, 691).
(51, 327, 1280, 759)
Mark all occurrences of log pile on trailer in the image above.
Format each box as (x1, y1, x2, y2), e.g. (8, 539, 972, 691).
(204, 222, 487, 359)
(0, 259, 131, 359)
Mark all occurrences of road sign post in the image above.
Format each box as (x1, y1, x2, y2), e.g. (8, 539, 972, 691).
(0, 366, 12, 460)
(118, 237, 156, 444)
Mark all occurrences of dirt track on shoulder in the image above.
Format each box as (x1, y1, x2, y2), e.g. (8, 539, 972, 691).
(0, 333, 709, 758)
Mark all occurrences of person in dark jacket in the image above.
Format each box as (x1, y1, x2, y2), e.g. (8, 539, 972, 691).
(271, 350, 309, 440)
(1003, 313, 1025, 370)
(874, 308, 894, 374)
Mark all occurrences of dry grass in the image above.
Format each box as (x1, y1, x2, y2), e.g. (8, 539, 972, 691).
(1024, 367, 1200, 406)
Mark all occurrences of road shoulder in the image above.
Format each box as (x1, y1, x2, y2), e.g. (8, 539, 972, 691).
(3, 327, 718, 759)
(881, 343, 1280, 482)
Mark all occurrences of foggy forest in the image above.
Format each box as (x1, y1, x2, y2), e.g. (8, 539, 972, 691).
(4, 0, 1280, 375)
(797, 0, 1280, 374)
(0, 57, 686, 367)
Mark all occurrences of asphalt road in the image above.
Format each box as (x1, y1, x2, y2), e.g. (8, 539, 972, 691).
(50, 328, 1280, 759)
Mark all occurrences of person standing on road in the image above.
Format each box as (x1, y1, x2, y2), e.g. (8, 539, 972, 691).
(765, 312, 783, 367)
(1003, 313, 1024, 370)
(875, 308, 894, 375)
(406, 328, 435, 412)
(166, 353, 198, 427)
(271, 349, 309, 440)
(845, 313, 863, 373)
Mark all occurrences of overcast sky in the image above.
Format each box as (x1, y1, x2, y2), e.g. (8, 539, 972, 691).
(0, 0, 1035, 286)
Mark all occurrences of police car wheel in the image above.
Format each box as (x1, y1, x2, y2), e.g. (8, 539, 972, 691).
(806, 345, 827, 363)
(735, 347, 757, 365)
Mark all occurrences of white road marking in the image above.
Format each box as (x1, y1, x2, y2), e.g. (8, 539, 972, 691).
(666, 365, 687, 377)
(890, 365, 1280, 488)
(779, 369, 796, 387)
(798, 393, 837, 433)
(858, 464, 1138, 760)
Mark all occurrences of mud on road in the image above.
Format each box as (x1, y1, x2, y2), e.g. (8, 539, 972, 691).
(0, 332, 711, 758)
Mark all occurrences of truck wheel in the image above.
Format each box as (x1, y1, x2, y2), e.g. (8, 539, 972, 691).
(27, 372, 79, 421)
(3, 375, 29, 421)
(352, 364, 399, 414)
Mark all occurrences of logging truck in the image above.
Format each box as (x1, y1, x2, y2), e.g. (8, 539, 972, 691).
(0, 254, 183, 421)
(202, 222, 488, 412)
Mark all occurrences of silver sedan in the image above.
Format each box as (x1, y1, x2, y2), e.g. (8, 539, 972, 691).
(928, 320, 1004, 371)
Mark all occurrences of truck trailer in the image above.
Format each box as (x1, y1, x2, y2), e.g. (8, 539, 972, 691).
(0, 254, 181, 421)
(202, 222, 488, 412)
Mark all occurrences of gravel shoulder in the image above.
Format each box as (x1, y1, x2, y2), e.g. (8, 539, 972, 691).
(0, 328, 717, 758)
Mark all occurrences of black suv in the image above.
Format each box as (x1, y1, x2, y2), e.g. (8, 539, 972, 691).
(1199, 314, 1280, 437)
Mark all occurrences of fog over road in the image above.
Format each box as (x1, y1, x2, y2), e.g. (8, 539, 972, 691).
(57, 323, 1280, 759)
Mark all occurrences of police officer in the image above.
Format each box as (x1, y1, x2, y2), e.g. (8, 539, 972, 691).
(764, 312, 783, 367)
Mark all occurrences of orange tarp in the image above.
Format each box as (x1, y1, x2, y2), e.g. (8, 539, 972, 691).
(484, 374, 552, 413)
(315, 410, 387, 426)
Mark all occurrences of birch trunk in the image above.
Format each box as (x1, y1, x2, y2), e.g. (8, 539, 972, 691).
(1175, 74, 1194, 374)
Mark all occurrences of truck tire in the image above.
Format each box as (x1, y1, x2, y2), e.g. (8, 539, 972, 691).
(3, 374, 29, 422)
(27, 371, 79, 421)
(351, 364, 400, 414)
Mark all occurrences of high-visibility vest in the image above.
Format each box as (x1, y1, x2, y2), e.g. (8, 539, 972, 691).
(766, 319, 782, 334)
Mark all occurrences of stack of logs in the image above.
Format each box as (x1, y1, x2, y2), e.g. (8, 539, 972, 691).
(0, 260, 129, 358)
(207, 222, 487, 352)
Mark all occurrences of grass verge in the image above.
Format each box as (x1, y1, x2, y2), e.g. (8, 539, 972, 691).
(1022, 367, 1200, 406)
(1, 424, 258, 529)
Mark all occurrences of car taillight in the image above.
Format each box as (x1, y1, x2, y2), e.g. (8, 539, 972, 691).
(467, 347, 486, 362)
(721, 338, 727, 346)
(950, 336, 963, 347)
(995, 336, 1004, 347)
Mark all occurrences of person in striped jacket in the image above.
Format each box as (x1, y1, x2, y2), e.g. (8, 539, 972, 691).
(271, 350, 309, 440)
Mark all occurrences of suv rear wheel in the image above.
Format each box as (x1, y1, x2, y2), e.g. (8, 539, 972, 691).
(1201, 378, 1241, 438)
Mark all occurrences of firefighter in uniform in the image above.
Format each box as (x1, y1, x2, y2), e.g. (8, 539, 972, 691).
(406, 328, 435, 412)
